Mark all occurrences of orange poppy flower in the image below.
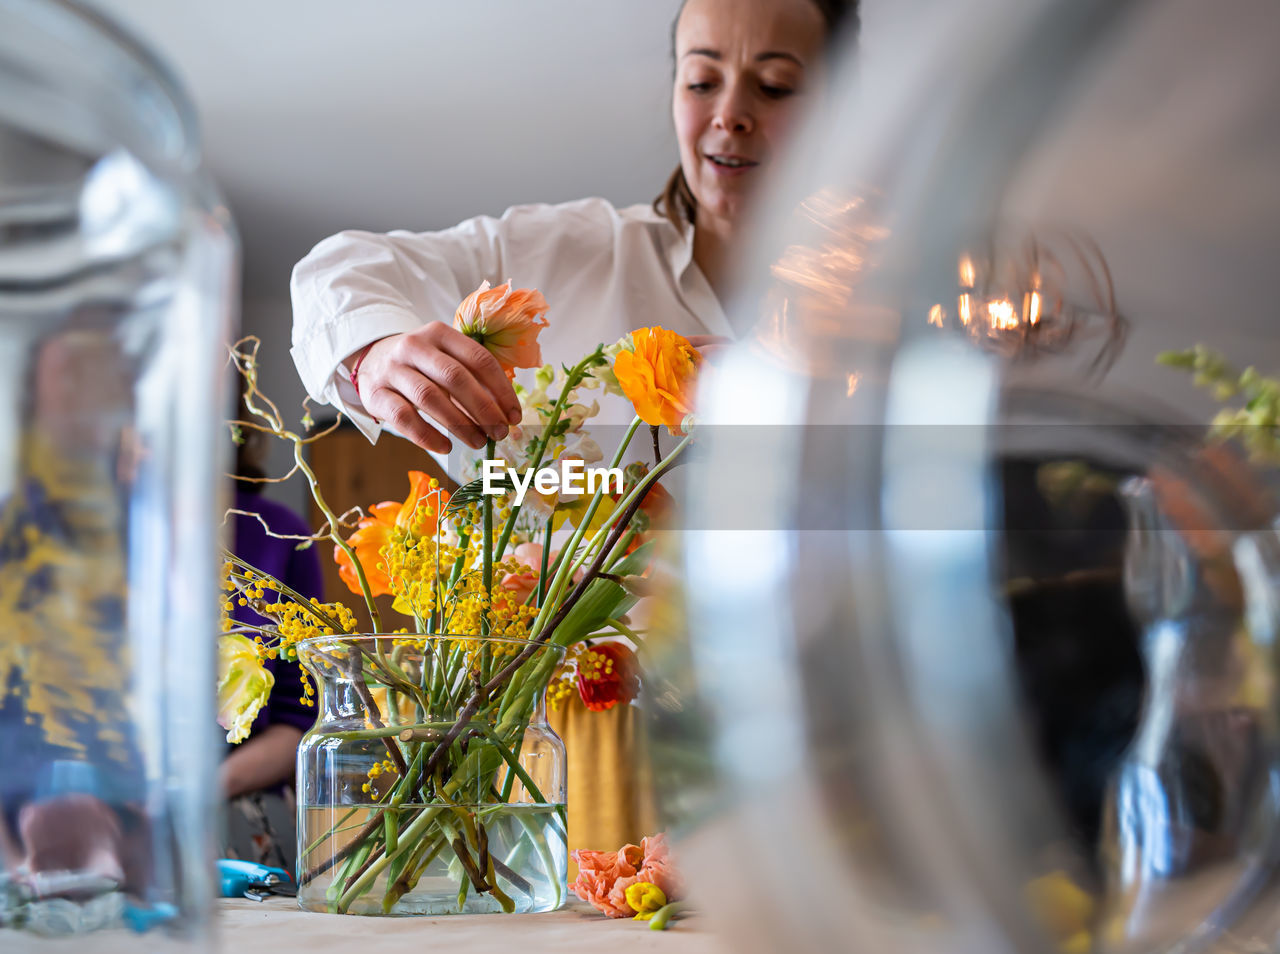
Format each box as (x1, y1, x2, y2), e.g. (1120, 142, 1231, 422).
(453, 280, 549, 379)
(571, 833, 681, 919)
(334, 471, 447, 597)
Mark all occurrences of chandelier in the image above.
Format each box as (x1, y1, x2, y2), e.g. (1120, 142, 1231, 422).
(927, 231, 1127, 376)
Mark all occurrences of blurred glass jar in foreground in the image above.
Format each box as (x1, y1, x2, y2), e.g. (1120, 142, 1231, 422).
(0, 0, 235, 946)
(670, 1, 1280, 953)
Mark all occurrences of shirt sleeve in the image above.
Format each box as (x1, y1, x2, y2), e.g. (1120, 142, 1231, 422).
(289, 199, 619, 442)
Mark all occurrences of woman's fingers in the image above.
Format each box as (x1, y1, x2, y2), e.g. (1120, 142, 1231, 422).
(386, 363, 489, 450)
(684, 335, 732, 349)
(421, 326, 520, 438)
(685, 334, 733, 363)
(355, 324, 523, 451)
(358, 333, 454, 453)
(362, 384, 454, 455)
(432, 325, 523, 426)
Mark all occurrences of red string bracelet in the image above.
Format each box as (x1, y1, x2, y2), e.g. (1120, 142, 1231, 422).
(348, 343, 374, 401)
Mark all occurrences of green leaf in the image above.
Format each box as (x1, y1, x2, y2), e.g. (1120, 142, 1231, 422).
(610, 540, 655, 577)
(1156, 349, 1196, 369)
(444, 473, 515, 516)
(552, 576, 637, 646)
(537, 541, 653, 645)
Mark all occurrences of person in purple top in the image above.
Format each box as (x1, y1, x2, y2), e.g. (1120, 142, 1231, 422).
(222, 487, 323, 798)
(221, 431, 324, 871)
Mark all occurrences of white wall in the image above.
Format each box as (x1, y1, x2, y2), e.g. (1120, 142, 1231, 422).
(93, 0, 1280, 516)
(95, 0, 684, 298)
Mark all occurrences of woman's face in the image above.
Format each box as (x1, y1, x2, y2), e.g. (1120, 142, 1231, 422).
(673, 0, 826, 234)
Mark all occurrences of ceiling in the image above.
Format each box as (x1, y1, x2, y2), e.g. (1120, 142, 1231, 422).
(93, 0, 685, 301)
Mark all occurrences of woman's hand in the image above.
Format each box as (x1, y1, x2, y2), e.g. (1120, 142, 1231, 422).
(354, 324, 524, 454)
(220, 724, 306, 799)
(18, 794, 124, 881)
(685, 334, 733, 363)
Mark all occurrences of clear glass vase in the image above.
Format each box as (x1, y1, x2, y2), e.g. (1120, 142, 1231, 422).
(295, 635, 567, 916)
(0, 0, 235, 947)
(670, 0, 1280, 951)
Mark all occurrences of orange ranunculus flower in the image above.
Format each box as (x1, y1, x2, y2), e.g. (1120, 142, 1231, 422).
(334, 470, 447, 597)
(453, 279, 549, 378)
(612, 327, 701, 434)
(577, 641, 641, 712)
(571, 834, 681, 919)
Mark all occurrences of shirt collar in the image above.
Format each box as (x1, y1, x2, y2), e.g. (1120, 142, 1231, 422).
(664, 210, 697, 281)
(659, 211, 734, 337)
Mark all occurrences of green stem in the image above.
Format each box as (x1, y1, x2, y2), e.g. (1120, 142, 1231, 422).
(482, 438, 495, 687)
(566, 429, 692, 583)
(336, 806, 446, 913)
(383, 809, 398, 855)
(444, 528, 471, 597)
(649, 901, 689, 930)
(515, 810, 563, 909)
(321, 721, 454, 740)
(604, 527, 639, 568)
(529, 415, 642, 639)
(301, 806, 361, 857)
(382, 833, 445, 913)
(482, 439, 495, 637)
(526, 540, 568, 608)
(604, 617, 645, 643)
(535, 515, 553, 606)
(479, 722, 565, 827)
(492, 347, 605, 559)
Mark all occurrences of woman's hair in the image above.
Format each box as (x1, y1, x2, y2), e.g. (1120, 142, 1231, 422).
(654, 0, 860, 230)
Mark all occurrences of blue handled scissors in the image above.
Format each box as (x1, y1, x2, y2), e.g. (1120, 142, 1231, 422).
(217, 859, 296, 901)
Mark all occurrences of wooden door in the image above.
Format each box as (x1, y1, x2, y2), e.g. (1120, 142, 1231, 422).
(305, 423, 454, 632)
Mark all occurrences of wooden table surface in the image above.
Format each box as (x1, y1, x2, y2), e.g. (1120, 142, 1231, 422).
(3, 898, 727, 953)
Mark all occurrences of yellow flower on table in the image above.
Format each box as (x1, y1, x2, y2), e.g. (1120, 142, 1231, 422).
(624, 881, 668, 920)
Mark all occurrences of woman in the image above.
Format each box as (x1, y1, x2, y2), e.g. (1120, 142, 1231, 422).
(290, 0, 858, 862)
(292, 0, 856, 451)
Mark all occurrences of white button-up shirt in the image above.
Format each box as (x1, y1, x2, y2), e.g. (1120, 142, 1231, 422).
(290, 197, 730, 444)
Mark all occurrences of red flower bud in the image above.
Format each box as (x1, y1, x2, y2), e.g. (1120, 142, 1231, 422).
(576, 642, 640, 712)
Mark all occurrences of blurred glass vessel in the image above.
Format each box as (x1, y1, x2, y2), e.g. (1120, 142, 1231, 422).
(675, 1, 1280, 952)
(0, 0, 235, 946)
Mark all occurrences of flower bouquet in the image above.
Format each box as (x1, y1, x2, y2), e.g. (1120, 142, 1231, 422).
(218, 281, 701, 916)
